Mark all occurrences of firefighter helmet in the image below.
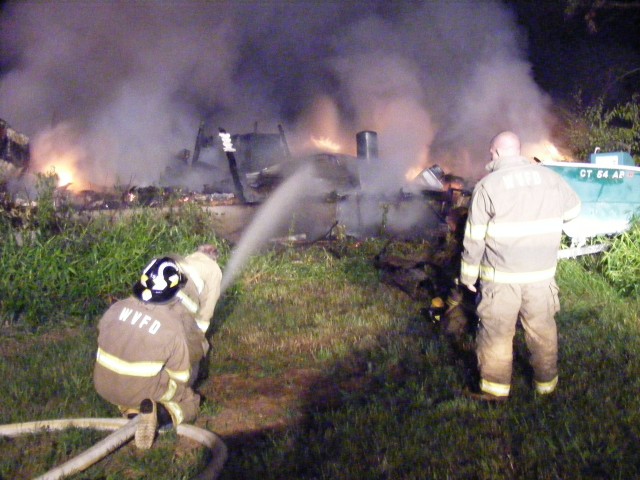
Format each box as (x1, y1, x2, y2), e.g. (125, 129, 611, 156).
(133, 257, 185, 303)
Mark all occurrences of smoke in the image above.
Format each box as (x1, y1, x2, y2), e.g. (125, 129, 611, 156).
(0, 0, 553, 190)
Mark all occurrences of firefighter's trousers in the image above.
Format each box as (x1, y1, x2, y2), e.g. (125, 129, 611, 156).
(114, 363, 202, 426)
(476, 280, 560, 397)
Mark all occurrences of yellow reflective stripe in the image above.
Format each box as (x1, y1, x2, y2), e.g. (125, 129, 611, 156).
(446, 298, 460, 308)
(179, 263, 205, 294)
(480, 379, 510, 397)
(96, 348, 163, 377)
(162, 401, 184, 425)
(564, 202, 581, 221)
(465, 222, 487, 241)
(176, 290, 198, 314)
(196, 319, 210, 333)
(486, 218, 562, 238)
(535, 376, 558, 394)
(479, 265, 556, 284)
(460, 260, 480, 279)
(166, 366, 190, 383)
(159, 379, 178, 402)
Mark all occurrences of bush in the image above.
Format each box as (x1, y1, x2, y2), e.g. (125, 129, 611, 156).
(565, 94, 640, 163)
(600, 219, 640, 297)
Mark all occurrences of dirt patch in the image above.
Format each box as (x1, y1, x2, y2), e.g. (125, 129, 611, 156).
(198, 368, 324, 436)
(197, 367, 374, 437)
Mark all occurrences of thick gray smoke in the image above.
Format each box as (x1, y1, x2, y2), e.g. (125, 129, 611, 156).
(0, 0, 552, 190)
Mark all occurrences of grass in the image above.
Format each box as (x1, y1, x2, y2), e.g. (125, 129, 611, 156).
(0, 202, 228, 328)
(212, 251, 640, 480)
(1, 205, 640, 478)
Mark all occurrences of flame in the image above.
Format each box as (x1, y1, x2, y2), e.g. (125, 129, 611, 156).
(405, 145, 429, 181)
(53, 165, 74, 187)
(546, 142, 561, 158)
(39, 156, 84, 190)
(523, 140, 574, 163)
(405, 165, 424, 181)
(31, 123, 90, 192)
(311, 136, 341, 153)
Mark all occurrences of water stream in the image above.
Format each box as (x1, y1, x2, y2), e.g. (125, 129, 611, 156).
(220, 162, 320, 293)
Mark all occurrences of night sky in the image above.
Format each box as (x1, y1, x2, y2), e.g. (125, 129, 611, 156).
(508, 1, 640, 106)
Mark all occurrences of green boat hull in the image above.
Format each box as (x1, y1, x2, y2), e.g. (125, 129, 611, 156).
(543, 161, 640, 240)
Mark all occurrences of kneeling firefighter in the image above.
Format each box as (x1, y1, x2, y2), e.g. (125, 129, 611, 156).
(93, 245, 222, 449)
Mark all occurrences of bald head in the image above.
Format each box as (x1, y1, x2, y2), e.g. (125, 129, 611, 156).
(489, 131, 521, 160)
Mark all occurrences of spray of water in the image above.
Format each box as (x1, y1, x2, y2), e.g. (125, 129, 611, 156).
(220, 161, 320, 293)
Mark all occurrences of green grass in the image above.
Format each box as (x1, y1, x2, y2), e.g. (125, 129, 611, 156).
(0, 202, 228, 328)
(599, 221, 640, 297)
(1, 209, 640, 478)
(214, 251, 640, 479)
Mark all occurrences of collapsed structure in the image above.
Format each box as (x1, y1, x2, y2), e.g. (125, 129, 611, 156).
(169, 123, 470, 240)
(0, 117, 471, 242)
(0, 118, 30, 187)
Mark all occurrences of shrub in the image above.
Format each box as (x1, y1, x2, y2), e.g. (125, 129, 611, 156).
(600, 219, 640, 297)
(565, 94, 640, 163)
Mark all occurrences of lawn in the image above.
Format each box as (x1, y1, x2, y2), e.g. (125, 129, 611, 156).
(2, 230, 640, 478)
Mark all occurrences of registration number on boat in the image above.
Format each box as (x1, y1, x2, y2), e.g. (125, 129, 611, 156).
(579, 169, 633, 180)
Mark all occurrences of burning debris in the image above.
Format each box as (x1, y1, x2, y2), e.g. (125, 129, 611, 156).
(0, 118, 30, 187)
(0, 115, 471, 243)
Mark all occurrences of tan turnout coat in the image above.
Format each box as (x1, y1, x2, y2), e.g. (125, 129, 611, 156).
(94, 252, 222, 424)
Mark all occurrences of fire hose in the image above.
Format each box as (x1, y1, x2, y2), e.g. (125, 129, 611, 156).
(0, 417, 227, 480)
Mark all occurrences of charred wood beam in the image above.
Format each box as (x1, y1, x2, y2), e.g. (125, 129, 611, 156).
(218, 128, 246, 203)
(278, 124, 291, 159)
(190, 121, 206, 166)
(0, 118, 30, 170)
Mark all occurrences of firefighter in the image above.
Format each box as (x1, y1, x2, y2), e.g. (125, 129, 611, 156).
(93, 244, 222, 449)
(460, 131, 581, 401)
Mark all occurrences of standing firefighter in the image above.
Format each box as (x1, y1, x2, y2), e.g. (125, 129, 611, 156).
(93, 245, 222, 449)
(460, 131, 581, 401)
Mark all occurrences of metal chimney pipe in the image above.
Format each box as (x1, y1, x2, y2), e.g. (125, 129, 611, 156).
(356, 131, 378, 161)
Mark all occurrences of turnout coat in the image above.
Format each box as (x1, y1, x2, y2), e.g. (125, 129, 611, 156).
(460, 155, 581, 286)
(94, 251, 222, 424)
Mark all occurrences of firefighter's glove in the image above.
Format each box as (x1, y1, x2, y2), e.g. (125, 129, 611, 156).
(460, 281, 477, 293)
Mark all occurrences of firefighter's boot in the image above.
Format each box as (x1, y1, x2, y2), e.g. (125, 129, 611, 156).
(135, 398, 157, 450)
(443, 287, 468, 340)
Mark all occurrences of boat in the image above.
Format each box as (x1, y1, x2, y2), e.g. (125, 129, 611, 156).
(542, 150, 640, 256)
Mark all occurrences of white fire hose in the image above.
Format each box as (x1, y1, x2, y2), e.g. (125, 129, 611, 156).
(0, 417, 227, 480)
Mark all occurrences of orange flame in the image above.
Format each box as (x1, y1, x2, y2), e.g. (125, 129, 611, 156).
(523, 140, 574, 163)
(31, 124, 90, 192)
(311, 136, 341, 153)
(405, 165, 424, 181)
(36, 150, 91, 192)
(41, 160, 77, 189)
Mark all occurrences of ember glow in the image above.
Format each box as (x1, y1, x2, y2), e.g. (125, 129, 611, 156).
(311, 136, 341, 153)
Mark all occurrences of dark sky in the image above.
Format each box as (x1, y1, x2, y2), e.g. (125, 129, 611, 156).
(507, 1, 640, 106)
